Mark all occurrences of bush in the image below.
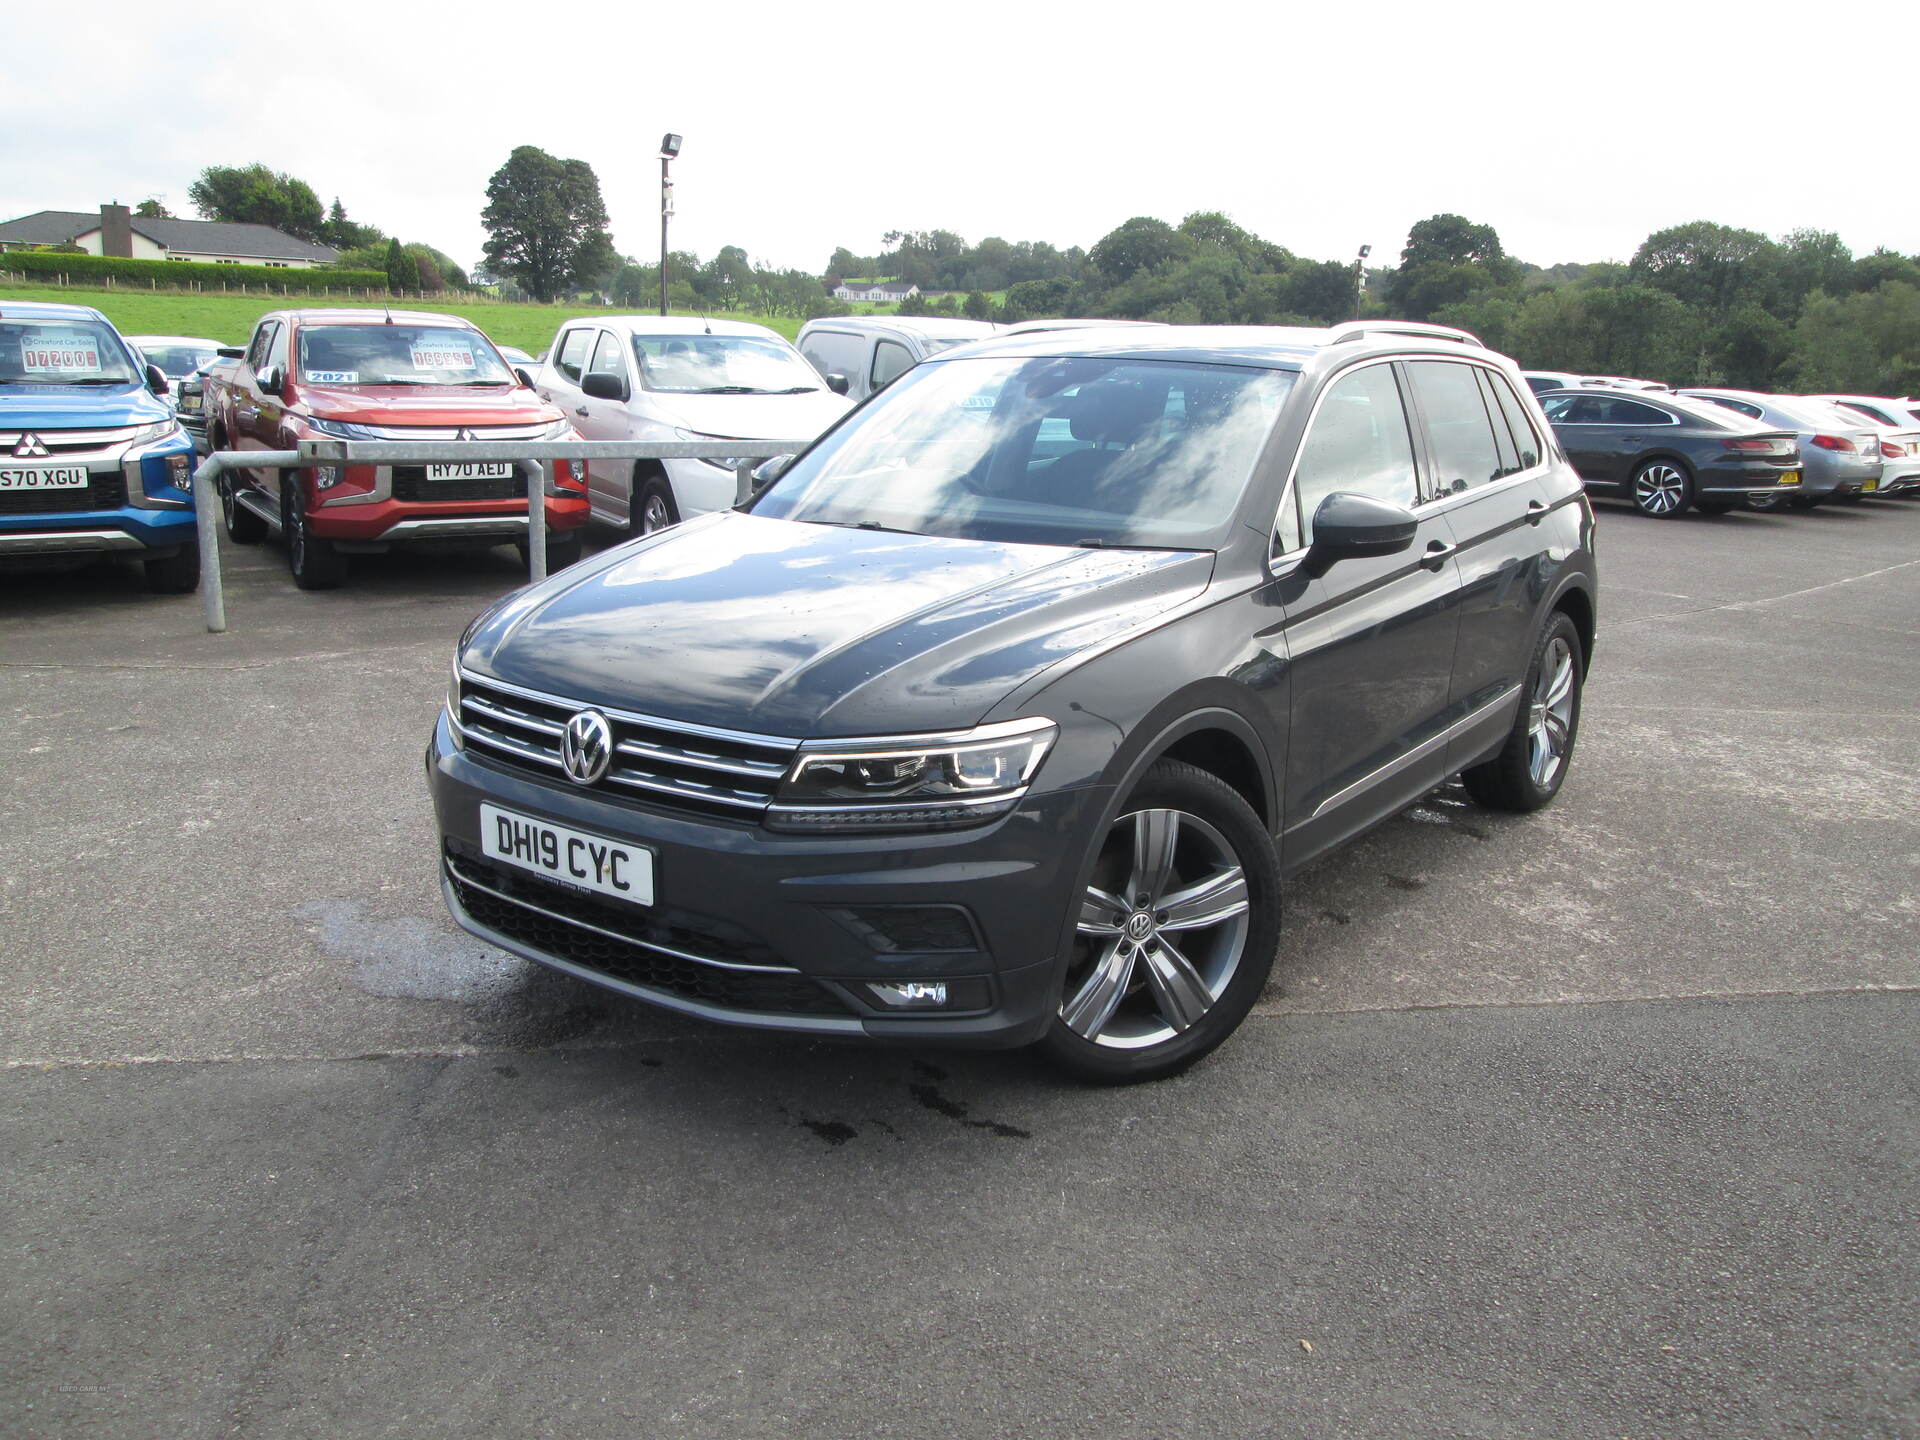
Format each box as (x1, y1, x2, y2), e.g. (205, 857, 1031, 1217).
(0, 250, 391, 293)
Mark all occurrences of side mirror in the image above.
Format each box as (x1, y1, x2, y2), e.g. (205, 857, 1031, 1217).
(513, 367, 536, 389)
(1301, 492, 1418, 578)
(581, 372, 628, 402)
(256, 364, 284, 397)
(216, 346, 245, 360)
(144, 363, 170, 396)
(752, 455, 794, 487)
(824, 372, 850, 396)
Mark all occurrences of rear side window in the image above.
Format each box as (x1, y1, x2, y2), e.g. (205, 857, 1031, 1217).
(1607, 399, 1674, 425)
(555, 328, 593, 383)
(1407, 360, 1502, 494)
(1697, 395, 1763, 419)
(871, 339, 915, 391)
(1485, 371, 1543, 470)
(1836, 400, 1894, 426)
(1291, 362, 1417, 544)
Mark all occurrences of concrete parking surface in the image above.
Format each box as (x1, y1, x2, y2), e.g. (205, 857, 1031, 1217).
(4, 499, 1918, 1438)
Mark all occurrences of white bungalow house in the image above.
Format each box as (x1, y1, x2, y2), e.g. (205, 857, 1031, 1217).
(0, 204, 339, 268)
(832, 278, 921, 303)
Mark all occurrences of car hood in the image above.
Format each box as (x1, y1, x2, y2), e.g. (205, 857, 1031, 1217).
(0, 384, 170, 430)
(292, 382, 562, 427)
(646, 389, 852, 442)
(464, 511, 1213, 737)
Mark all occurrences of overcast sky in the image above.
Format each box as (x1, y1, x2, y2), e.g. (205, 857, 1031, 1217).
(6, 1, 1916, 277)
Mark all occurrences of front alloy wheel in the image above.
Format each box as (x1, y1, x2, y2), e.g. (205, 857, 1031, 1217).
(1631, 460, 1692, 517)
(1041, 760, 1279, 1083)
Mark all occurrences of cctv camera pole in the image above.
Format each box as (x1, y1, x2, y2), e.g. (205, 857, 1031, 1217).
(658, 133, 681, 318)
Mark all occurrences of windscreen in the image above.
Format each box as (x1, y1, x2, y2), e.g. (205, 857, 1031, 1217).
(753, 355, 1293, 548)
(297, 325, 512, 385)
(139, 343, 222, 378)
(0, 318, 138, 385)
(630, 334, 820, 394)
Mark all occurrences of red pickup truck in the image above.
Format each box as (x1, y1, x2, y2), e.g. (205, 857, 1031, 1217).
(203, 309, 588, 588)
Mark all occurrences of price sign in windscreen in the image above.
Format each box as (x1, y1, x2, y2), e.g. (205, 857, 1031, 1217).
(22, 331, 106, 376)
(409, 333, 477, 371)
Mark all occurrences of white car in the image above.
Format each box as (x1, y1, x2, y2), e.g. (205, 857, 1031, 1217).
(535, 316, 851, 535)
(797, 316, 998, 402)
(1805, 394, 1920, 493)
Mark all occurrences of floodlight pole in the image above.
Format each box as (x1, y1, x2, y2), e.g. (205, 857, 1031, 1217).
(658, 133, 681, 317)
(1353, 244, 1372, 322)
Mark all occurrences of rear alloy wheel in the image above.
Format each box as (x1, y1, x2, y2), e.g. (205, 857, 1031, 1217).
(633, 476, 679, 536)
(1631, 460, 1692, 518)
(282, 474, 348, 590)
(1039, 760, 1279, 1084)
(1462, 611, 1584, 813)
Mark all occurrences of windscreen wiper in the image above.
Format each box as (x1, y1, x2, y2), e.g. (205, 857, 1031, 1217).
(691, 385, 758, 394)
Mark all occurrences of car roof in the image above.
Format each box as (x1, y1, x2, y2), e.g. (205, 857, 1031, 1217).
(0, 300, 112, 323)
(592, 314, 790, 339)
(803, 316, 998, 340)
(1536, 388, 1752, 427)
(930, 323, 1501, 372)
(275, 309, 483, 329)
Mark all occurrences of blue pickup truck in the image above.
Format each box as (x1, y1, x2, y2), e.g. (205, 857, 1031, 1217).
(1, 301, 201, 592)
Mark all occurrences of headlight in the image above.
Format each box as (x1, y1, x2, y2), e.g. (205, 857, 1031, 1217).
(766, 717, 1056, 833)
(446, 660, 465, 740)
(128, 420, 179, 446)
(307, 416, 389, 440)
(538, 418, 576, 441)
(675, 427, 753, 472)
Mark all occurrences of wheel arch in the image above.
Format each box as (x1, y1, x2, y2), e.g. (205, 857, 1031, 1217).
(1102, 703, 1277, 835)
(1548, 580, 1596, 668)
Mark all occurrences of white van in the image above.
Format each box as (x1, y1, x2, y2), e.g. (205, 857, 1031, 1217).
(535, 316, 851, 535)
(795, 317, 998, 402)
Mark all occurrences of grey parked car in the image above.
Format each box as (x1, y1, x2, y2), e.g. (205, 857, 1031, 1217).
(1677, 390, 1883, 506)
(430, 325, 1598, 1082)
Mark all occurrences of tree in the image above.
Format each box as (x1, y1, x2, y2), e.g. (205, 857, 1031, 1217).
(1088, 217, 1191, 285)
(963, 290, 993, 321)
(1390, 214, 1516, 319)
(323, 198, 384, 251)
(481, 146, 618, 303)
(188, 164, 326, 241)
(384, 238, 419, 292)
(1629, 221, 1777, 317)
(134, 198, 174, 219)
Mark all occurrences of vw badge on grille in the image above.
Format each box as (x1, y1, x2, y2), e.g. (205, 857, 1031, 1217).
(12, 433, 50, 459)
(560, 710, 613, 785)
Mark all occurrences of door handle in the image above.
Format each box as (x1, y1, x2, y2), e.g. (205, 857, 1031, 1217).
(575, 407, 590, 418)
(1421, 540, 1457, 571)
(1525, 500, 1547, 525)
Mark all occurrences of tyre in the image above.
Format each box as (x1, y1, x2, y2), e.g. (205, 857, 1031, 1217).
(516, 534, 584, 573)
(1695, 501, 1734, 515)
(282, 473, 347, 590)
(221, 472, 267, 543)
(1630, 459, 1692, 517)
(143, 543, 200, 594)
(1037, 759, 1280, 1084)
(633, 474, 680, 536)
(1462, 611, 1584, 813)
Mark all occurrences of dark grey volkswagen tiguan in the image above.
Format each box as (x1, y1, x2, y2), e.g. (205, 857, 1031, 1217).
(429, 323, 1598, 1082)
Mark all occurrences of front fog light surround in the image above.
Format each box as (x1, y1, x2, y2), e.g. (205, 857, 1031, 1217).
(766, 717, 1056, 833)
(312, 464, 342, 490)
(861, 977, 992, 1012)
(166, 453, 193, 492)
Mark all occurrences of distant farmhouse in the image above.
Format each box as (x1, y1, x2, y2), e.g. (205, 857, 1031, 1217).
(832, 278, 921, 303)
(0, 203, 338, 269)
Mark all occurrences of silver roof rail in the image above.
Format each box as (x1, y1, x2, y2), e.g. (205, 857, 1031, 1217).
(1325, 321, 1484, 348)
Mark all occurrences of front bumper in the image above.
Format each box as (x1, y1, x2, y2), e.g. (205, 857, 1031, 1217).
(427, 710, 1095, 1047)
(308, 491, 590, 544)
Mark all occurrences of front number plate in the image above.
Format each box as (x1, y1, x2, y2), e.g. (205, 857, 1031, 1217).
(427, 462, 513, 481)
(0, 466, 88, 491)
(480, 803, 654, 905)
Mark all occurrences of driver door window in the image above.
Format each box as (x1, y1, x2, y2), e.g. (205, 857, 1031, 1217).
(246, 321, 279, 376)
(587, 330, 630, 395)
(1290, 363, 1418, 545)
(870, 339, 915, 393)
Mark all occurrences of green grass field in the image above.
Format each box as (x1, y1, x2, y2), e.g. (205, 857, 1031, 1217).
(0, 283, 803, 350)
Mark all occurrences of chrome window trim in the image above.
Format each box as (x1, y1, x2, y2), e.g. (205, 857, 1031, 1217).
(1403, 357, 1559, 501)
(1271, 355, 1413, 556)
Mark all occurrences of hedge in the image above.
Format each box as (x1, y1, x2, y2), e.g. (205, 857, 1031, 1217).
(0, 250, 392, 294)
